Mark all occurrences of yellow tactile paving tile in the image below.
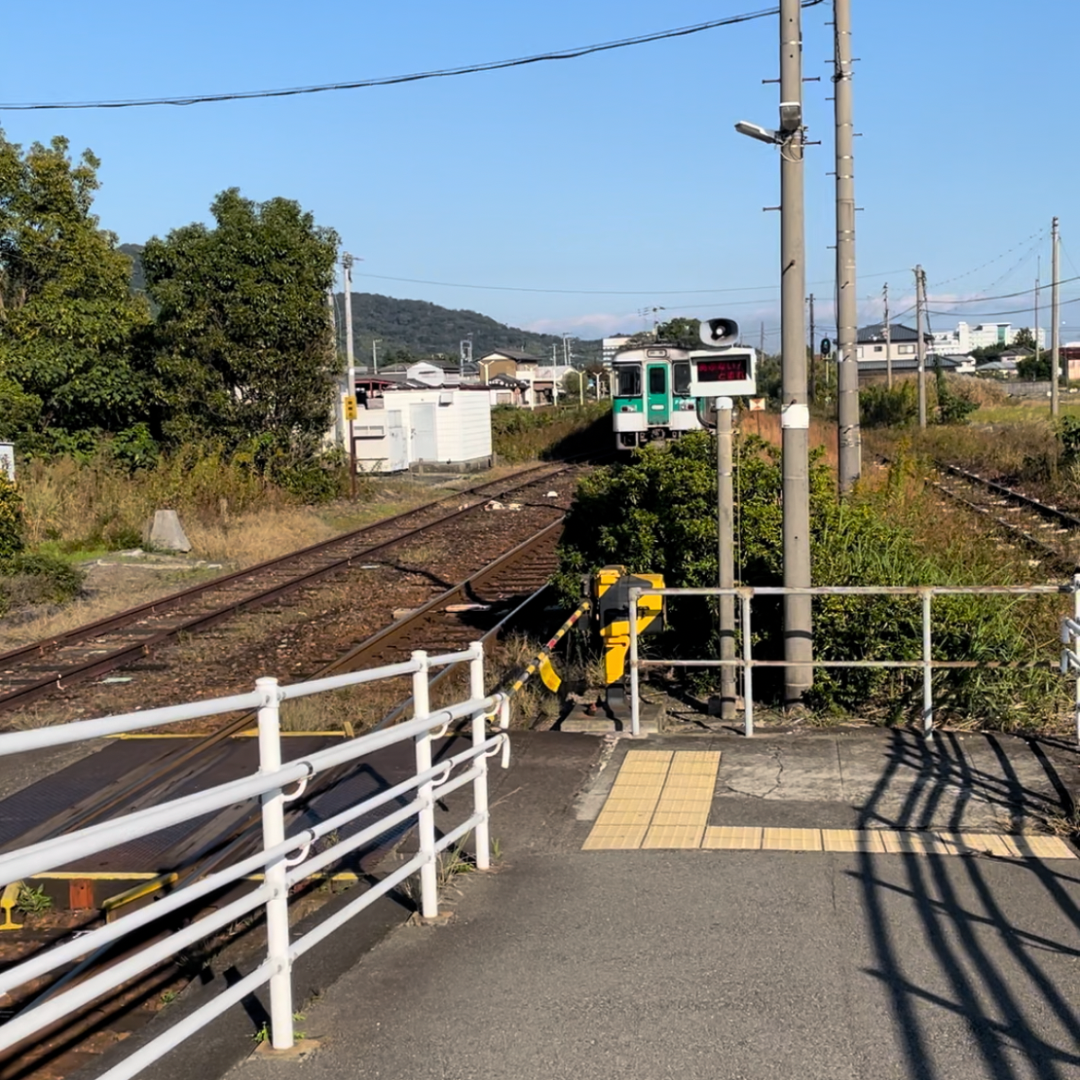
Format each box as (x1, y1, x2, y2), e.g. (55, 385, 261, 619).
(581, 824, 649, 850)
(607, 782, 666, 799)
(652, 811, 710, 827)
(641, 824, 705, 849)
(879, 831, 949, 856)
(669, 750, 722, 763)
(821, 829, 886, 853)
(1008, 835, 1077, 859)
(934, 832, 1020, 857)
(595, 810, 655, 827)
(703, 826, 763, 850)
(618, 751, 673, 773)
(761, 828, 823, 851)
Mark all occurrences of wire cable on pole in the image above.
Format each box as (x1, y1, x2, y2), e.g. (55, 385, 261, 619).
(0, 1, 826, 111)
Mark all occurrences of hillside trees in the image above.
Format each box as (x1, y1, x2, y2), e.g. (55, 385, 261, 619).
(0, 131, 152, 452)
(143, 189, 340, 473)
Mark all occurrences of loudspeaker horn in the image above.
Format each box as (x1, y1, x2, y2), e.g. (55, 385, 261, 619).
(699, 317, 739, 348)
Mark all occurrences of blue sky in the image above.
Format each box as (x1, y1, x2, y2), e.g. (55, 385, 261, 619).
(3, 0, 1078, 347)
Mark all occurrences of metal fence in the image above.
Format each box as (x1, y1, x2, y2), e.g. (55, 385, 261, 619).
(0, 642, 508, 1080)
(628, 581, 1080, 741)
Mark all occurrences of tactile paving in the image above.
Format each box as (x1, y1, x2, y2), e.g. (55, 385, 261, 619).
(581, 751, 1077, 861)
(702, 826, 763, 850)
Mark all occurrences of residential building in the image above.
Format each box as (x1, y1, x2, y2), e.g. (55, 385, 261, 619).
(855, 323, 932, 363)
(931, 321, 1045, 355)
(476, 348, 544, 383)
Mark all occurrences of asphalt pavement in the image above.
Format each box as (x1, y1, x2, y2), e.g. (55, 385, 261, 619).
(223, 728, 1080, 1080)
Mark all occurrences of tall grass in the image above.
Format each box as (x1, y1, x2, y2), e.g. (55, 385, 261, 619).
(492, 403, 610, 463)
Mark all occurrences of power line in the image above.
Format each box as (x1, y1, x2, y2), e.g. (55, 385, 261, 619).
(0, 1, 826, 111)
(926, 274, 1080, 308)
(929, 228, 1046, 290)
(352, 265, 908, 298)
(927, 295, 1080, 319)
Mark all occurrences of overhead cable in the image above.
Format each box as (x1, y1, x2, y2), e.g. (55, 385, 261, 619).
(0, 1, 826, 110)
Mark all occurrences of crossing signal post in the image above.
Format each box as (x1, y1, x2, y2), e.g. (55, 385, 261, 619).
(691, 318, 758, 722)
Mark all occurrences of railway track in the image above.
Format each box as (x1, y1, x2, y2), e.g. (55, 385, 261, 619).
(931, 463, 1080, 572)
(0, 460, 581, 716)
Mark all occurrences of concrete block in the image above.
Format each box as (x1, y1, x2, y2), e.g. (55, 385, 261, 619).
(149, 509, 191, 553)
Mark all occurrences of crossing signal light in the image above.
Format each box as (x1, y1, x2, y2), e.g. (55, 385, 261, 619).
(343, 395, 358, 421)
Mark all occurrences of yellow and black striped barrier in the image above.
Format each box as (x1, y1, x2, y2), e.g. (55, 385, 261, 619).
(503, 600, 590, 699)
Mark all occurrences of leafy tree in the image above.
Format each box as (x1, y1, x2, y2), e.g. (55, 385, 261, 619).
(144, 189, 340, 470)
(0, 131, 152, 452)
(1012, 327, 1036, 350)
(654, 317, 701, 348)
(1016, 352, 1051, 380)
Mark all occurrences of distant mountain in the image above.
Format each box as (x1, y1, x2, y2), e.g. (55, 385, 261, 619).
(337, 292, 601, 368)
(118, 243, 146, 293)
(118, 243, 597, 366)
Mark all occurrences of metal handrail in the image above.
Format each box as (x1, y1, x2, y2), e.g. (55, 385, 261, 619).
(627, 578, 1080, 741)
(0, 643, 509, 1077)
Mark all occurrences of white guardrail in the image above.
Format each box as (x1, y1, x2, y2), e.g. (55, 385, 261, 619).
(0, 642, 509, 1079)
(628, 580, 1080, 743)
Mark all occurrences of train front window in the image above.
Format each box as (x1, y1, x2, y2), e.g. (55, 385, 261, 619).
(672, 362, 691, 396)
(616, 365, 642, 397)
(649, 366, 666, 395)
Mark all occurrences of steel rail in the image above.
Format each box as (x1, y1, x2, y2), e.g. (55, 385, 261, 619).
(0, 518, 565, 853)
(0, 460, 566, 670)
(0, 462, 577, 714)
(941, 463, 1080, 530)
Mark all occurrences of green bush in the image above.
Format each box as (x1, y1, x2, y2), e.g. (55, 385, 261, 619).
(0, 552, 84, 614)
(861, 382, 918, 428)
(555, 432, 1062, 727)
(0, 474, 25, 559)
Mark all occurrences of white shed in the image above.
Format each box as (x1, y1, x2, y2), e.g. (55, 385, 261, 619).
(352, 389, 492, 474)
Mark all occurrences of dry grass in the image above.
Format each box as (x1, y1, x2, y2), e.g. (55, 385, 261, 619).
(739, 412, 838, 468)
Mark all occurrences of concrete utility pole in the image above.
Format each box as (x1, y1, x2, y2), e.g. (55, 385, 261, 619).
(779, 0, 812, 707)
(1052, 217, 1061, 414)
(760, 321, 766, 357)
(327, 288, 343, 449)
(716, 399, 737, 721)
(915, 265, 927, 429)
(372, 339, 381, 375)
(1034, 264, 1040, 396)
(807, 293, 816, 401)
(833, 0, 860, 494)
(342, 254, 357, 497)
(883, 283, 892, 389)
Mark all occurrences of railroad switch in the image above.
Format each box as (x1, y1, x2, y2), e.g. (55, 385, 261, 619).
(592, 566, 664, 719)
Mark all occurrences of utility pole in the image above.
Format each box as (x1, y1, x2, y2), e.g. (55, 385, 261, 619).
(780, 0, 812, 707)
(883, 283, 892, 389)
(834, 0, 860, 494)
(1052, 217, 1061, 414)
(1034, 263, 1040, 394)
(760, 321, 766, 357)
(372, 339, 381, 375)
(327, 288, 343, 449)
(807, 293, 816, 402)
(342, 254, 357, 498)
(716, 398, 736, 721)
(915, 265, 927, 428)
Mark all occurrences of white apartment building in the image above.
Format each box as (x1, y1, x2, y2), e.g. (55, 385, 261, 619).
(931, 321, 1046, 355)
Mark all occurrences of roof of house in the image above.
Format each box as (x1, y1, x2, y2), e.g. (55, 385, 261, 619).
(478, 348, 543, 363)
(488, 374, 529, 388)
(857, 322, 930, 344)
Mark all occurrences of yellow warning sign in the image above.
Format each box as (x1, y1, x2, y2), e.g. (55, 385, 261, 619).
(343, 396, 358, 421)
